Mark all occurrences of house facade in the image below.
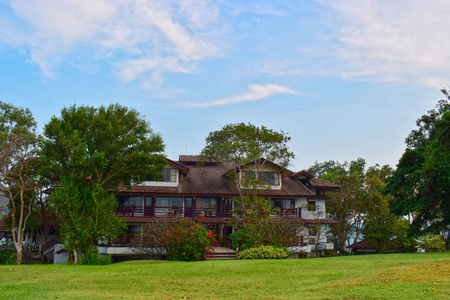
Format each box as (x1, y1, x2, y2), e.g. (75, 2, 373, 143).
(86, 155, 340, 261)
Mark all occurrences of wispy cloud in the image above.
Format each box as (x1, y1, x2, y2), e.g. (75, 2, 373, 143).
(0, 0, 222, 83)
(320, 0, 450, 87)
(182, 84, 297, 107)
(260, 60, 303, 76)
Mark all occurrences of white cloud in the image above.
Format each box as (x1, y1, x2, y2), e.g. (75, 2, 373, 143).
(423, 76, 450, 90)
(182, 84, 297, 107)
(260, 60, 303, 76)
(1, 0, 222, 82)
(323, 0, 450, 86)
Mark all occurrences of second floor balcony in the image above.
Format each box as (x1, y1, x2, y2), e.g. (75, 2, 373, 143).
(115, 205, 304, 220)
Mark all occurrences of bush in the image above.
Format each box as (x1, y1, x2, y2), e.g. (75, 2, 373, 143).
(133, 217, 215, 261)
(166, 218, 215, 261)
(79, 248, 112, 265)
(229, 218, 304, 251)
(419, 234, 446, 252)
(0, 242, 16, 265)
(237, 245, 289, 259)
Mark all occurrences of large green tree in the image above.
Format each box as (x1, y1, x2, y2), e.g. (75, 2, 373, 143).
(385, 91, 450, 236)
(0, 102, 39, 264)
(41, 104, 166, 262)
(308, 159, 409, 252)
(200, 123, 295, 221)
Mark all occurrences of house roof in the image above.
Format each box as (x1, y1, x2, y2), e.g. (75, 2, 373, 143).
(309, 178, 341, 190)
(166, 158, 190, 175)
(120, 157, 338, 198)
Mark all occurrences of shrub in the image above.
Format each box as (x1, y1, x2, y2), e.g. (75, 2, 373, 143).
(419, 234, 446, 252)
(229, 218, 304, 251)
(237, 245, 289, 259)
(133, 217, 215, 261)
(165, 218, 215, 261)
(79, 247, 112, 265)
(0, 242, 16, 265)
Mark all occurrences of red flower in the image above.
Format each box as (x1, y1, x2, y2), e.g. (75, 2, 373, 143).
(268, 235, 271, 238)
(255, 241, 258, 243)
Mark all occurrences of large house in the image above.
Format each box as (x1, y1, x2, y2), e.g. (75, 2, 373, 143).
(54, 155, 340, 262)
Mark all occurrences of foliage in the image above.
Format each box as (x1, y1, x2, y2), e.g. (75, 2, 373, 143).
(308, 159, 409, 252)
(386, 92, 450, 236)
(418, 234, 446, 252)
(200, 123, 294, 222)
(79, 248, 112, 265)
(200, 122, 294, 168)
(0, 102, 39, 264)
(0, 242, 16, 265)
(52, 179, 126, 259)
(229, 218, 304, 251)
(40, 104, 166, 261)
(236, 245, 289, 259)
(133, 217, 214, 261)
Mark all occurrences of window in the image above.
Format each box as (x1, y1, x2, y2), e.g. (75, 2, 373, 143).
(156, 197, 183, 208)
(243, 171, 280, 186)
(271, 199, 295, 209)
(155, 197, 183, 216)
(197, 197, 218, 216)
(118, 195, 143, 208)
(162, 168, 177, 182)
(307, 200, 316, 210)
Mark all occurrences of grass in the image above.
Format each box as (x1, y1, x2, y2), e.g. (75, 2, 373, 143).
(0, 252, 449, 299)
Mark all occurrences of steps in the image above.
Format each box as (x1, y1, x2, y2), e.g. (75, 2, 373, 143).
(207, 247, 237, 260)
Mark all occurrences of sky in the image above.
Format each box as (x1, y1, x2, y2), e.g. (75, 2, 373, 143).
(0, 0, 449, 171)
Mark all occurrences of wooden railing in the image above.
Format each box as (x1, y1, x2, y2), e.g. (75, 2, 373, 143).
(115, 205, 233, 219)
(116, 206, 302, 219)
(108, 236, 134, 247)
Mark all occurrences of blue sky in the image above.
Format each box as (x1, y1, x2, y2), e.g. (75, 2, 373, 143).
(0, 0, 449, 171)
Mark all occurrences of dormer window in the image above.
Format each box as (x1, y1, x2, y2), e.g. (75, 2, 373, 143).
(243, 171, 280, 186)
(162, 168, 177, 182)
(261, 171, 280, 185)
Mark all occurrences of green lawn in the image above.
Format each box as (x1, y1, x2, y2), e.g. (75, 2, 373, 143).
(0, 252, 449, 299)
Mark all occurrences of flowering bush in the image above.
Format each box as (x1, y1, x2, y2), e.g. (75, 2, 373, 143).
(133, 217, 216, 261)
(165, 218, 215, 261)
(236, 245, 289, 259)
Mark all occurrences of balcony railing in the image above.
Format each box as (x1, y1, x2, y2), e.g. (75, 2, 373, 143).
(116, 206, 303, 219)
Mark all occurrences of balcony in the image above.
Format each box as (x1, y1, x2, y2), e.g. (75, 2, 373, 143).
(116, 206, 303, 220)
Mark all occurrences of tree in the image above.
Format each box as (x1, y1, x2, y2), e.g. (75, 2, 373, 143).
(385, 91, 450, 236)
(0, 102, 39, 264)
(40, 104, 166, 262)
(362, 167, 410, 253)
(308, 159, 409, 252)
(200, 123, 295, 221)
(308, 159, 367, 249)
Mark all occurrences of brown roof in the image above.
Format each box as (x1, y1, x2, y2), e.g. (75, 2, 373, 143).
(309, 178, 341, 190)
(119, 157, 338, 198)
(179, 155, 221, 163)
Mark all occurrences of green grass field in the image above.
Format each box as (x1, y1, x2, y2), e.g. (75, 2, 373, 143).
(0, 252, 449, 299)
